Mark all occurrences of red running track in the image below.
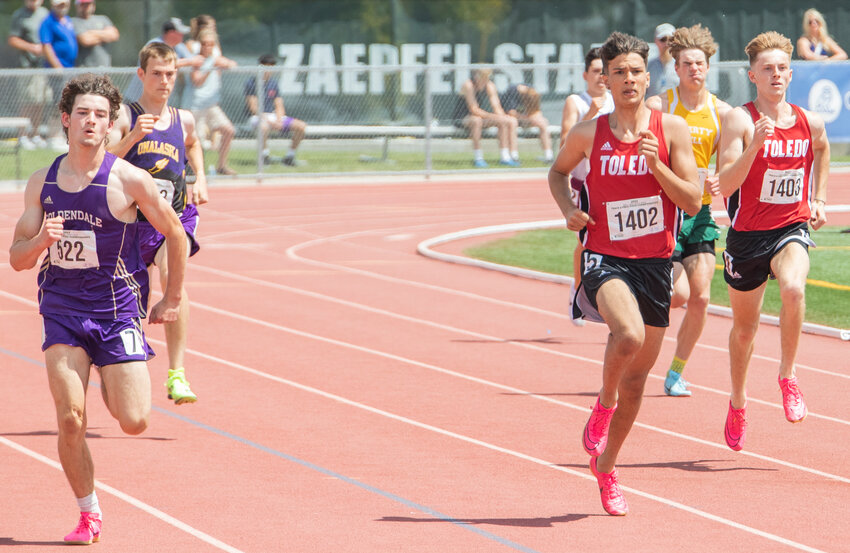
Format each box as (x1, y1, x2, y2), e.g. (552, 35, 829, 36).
(0, 173, 848, 553)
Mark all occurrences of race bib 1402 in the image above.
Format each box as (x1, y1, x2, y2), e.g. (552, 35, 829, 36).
(606, 195, 664, 241)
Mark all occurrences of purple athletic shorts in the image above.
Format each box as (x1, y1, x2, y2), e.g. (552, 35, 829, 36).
(281, 116, 294, 135)
(138, 203, 201, 266)
(42, 313, 155, 367)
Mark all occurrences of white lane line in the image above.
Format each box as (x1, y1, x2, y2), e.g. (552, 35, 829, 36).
(173, 291, 850, 485)
(415, 219, 850, 341)
(0, 436, 244, 553)
(187, 264, 850, 428)
(151, 340, 826, 553)
(283, 230, 850, 380)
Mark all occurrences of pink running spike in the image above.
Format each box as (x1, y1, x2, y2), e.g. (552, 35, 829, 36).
(64, 511, 102, 545)
(778, 375, 808, 423)
(582, 397, 617, 456)
(724, 401, 747, 451)
(590, 457, 628, 515)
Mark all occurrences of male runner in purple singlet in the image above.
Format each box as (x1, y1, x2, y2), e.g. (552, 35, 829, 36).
(109, 42, 208, 404)
(9, 73, 186, 544)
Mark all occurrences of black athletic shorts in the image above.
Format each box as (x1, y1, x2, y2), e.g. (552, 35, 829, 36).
(723, 221, 814, 292)
(671, 240, 715, 264)
(572, 249, 674, 328)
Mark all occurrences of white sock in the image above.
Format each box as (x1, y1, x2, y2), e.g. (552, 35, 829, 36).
(500, 148, 511, 162)
(262, 148, 270, 157)
(511, 150, 519, 161)
(285, 148, 296, 159)
(544, 148, 553, 160)
(473, 149, 484, 161)
(77, 491, 101, 516)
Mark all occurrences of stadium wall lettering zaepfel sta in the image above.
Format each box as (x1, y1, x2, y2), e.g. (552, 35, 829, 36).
(276, 42, 589, 96)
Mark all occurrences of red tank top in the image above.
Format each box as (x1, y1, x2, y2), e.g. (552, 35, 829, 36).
(582, 110, 679, 259)
(726, 102, 813, 231)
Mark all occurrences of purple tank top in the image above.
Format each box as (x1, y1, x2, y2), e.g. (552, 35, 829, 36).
(38, 153, 149, 319)
(123, 103, 187, 215)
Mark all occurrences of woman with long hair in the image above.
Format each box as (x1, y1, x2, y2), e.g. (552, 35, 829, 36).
(796, 8, 847, 60)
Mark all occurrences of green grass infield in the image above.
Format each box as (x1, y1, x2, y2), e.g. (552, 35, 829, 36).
(464, 225, 850, 329)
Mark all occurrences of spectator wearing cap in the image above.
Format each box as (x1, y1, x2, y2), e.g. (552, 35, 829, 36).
(147, 17, 203, 68)
(39, 0, 76, 68)
(72, 0, 119, 67)
(646, 22, 679, 97)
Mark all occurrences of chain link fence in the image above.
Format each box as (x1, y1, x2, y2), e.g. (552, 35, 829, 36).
(0, 61, 757, 183)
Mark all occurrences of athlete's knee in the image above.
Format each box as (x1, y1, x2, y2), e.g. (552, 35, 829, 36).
(731, 320, 759, 344)
(57, 406, 86, 441)
(778, 280, 805, 306)
(610, 328, 644, 357)
(687, 289, 711, 313)
(119, 412, 149, 435)
(220, 123, 235, 138)
(467, 117, 483, 131)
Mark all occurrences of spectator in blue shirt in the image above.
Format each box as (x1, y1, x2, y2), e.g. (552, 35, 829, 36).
(40, 0, 76, 68)
(39, 0, 76, 149)
(244, 54, 307, 167)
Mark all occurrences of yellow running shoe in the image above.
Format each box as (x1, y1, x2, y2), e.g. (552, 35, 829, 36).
(166, 368, 197, 404)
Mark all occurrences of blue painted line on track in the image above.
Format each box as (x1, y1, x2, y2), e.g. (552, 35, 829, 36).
(1, 345, 544, 553)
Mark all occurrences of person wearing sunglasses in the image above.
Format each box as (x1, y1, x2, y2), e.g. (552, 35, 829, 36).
(646, 23, 679, 97)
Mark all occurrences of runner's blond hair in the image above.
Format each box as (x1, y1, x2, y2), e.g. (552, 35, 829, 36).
(669, 24, 718, 62)
(745, 31, 793, 65)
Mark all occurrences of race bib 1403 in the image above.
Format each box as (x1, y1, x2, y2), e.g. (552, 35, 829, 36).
(759, 168, 804, 205)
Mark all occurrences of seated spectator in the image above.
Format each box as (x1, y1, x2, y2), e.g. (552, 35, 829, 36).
(244, 54, 307, 167)
(453, 69, 519, 167)
(7, 0, 49, 149)
(183, 29, 237, 175)
(72, 0, 118, 67)
(797, 8, 847, 60)
(500, 84, 553, 162)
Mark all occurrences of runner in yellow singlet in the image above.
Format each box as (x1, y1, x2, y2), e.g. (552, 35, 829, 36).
(646, 24, 732, 396)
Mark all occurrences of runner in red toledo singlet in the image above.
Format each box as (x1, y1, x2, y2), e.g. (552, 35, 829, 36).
(581, 109, 680, 259)
(549, 31, 700, 516)
(717, 31, 829, 453)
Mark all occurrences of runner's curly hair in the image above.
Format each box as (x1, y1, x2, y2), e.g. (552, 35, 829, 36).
(669, 24, 718, 63)
(58, 73, 122, 138)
